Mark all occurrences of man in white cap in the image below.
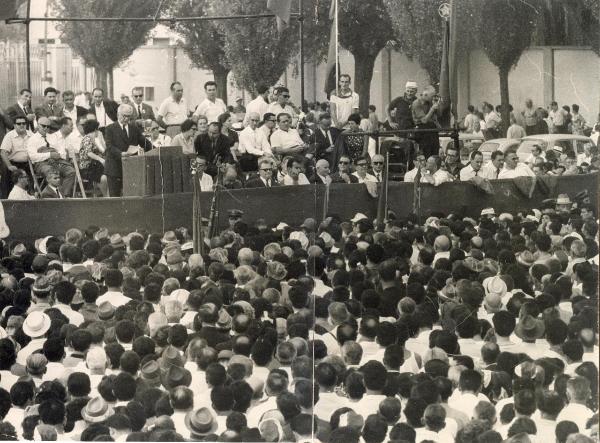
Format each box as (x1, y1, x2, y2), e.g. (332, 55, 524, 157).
(387, 81, 418, 130)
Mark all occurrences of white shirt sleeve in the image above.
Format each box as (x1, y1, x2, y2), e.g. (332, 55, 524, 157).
(352, 92, 360, 110)
(157, 99, 169, 118)
(27, 134, 51, 163)
(0, 201, 10, 239)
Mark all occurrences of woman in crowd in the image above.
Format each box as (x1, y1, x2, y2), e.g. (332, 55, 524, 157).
(171, 119, 197, 155)
(146, 121, 172, 148)
(78, 119, 108, 197)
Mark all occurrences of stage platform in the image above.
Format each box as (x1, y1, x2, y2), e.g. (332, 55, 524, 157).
(4, 173, 597, 241)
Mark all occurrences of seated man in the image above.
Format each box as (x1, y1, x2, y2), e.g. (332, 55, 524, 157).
(27, 117, 76, 197)
(238, 112, 272, 172)
(7, 169, 35, 200)
(281, 155, 310, 186)
(40, 169, 65, 198)
(270, 113, 308, 157)
(330, 155, 358, 183)
(1, 115, 33, 197)
(421, 156, 452, 186)
(310, 159, 332, 185)
(245, 158, 278, 188)
(352, 156, 376, 183)
(194, 122, 233, 176)
(193, 155, 214, 192)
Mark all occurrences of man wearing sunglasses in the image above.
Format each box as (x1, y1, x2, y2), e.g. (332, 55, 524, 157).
(131, 87, 155, 126)
(0, 116, 33, 197)
(245, 158, 278, 188)
(267, 87, 300, 127)
(370, 154, 385, 183)
(27, 116, 76, 197)
(330, 155, 358, 184)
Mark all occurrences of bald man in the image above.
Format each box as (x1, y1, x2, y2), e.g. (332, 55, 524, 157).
(310, 159, 332, 185)
(104, 104, 151, 196)
(371, 154, 384, 182)
(433, 235, 451, 265)
(238, 112, 272, 172)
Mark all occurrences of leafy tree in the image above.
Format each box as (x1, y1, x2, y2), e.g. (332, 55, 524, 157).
(167, 0, 230, 101)
(52, 0, 161, 96)
(473, 0, 541, 134)
(0, 22, 25, 41)
(338, 0, 395, 114)
(211, 0, 330, 96)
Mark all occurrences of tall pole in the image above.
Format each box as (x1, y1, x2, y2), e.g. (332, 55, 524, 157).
(25, 0, 31, 90)
(298, 0, 305, 109)
(334, 0, 339, 92)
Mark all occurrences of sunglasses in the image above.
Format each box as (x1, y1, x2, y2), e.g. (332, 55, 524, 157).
(133, 94, 143, 98)
(372, 161, 383, 165)
(339, 161, 349, 165)
(40, 124, 51, 129)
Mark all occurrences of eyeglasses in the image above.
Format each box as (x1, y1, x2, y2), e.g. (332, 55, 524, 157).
(190, 127, 198, 131)
(40, 124, 51, 129)
(250, 118, 260, 122)
(133, 94, 143, 98)
(14, 122, 26, 126)
(282, 95, 290, 98)
(339, 161, 349, 165)
(372, 161, 383, 165)
(196, 163, 207, 167)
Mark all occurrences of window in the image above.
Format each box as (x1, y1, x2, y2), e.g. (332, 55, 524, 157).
(144, 87, 154, 101)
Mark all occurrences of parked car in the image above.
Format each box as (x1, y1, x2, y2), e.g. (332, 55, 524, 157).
(478, 138, 521, 162)
(439, 133, 485, 155)
(516, 134, 595, 162)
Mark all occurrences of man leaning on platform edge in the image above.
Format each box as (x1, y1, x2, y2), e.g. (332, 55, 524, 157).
(104, 104, 151, 197)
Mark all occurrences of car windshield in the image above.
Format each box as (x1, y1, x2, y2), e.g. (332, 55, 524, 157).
(518, 139, 547, 155)
(480, 142, 499, 152)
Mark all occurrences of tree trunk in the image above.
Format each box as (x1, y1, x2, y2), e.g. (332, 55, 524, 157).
(108, 70, 114, 100)
(95, 68, 108, 94)
(498, 66, 510, 137)
(353, 51, 378, 115)
(213, 67, 230, 104)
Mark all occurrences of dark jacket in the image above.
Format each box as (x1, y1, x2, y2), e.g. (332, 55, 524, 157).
(104, 122, 150, 177)
(309, 126, 340, 161)
(6, 103, 35, 131)
(132, 102, 155, 122)
(34, 103, 65, 120)
(194, 133, 232, 165)
(330, 171, 358, 184)
(40, 185, 62, 199)
(89, 100, 119, 125)
(244, 177, 279, 188)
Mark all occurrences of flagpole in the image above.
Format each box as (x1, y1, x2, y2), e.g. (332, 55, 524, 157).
(334, 0, 339, 93)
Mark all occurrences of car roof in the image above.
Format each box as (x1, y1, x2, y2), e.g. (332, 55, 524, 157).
(521, 134, 592, 142)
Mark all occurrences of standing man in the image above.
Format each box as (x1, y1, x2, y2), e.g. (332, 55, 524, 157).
(549, 101, 569, 134)
(387, 81, 418, 130)
(459, 151, 484, 181)
(34, 87, 64, 122)
(329, 74, 359, 129)
(193, 81, 227, 125)
(104, 104, 150, 197)
(233, 98, 246, 114)
(194, 122, 232, 174)
(243, 84, 270, 126)
(7, 89, 36, 132)
(89, 88, 119, 131)
(267, 87, 300, 126)
(157, 82, 190, 138)
(61, 90, 87, 123)
(522, 99, 538, 135)
(309, 112, 340, 162)
(131, 87, 155, 126)
(411, 86, 441, 158)
(27, 117, 76, 197)
(482, 102, 502, 140)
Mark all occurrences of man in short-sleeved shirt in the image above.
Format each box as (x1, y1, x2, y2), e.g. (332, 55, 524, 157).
(157, 82, 190, 135)
(193, 81, 227, 124)
(329, 74, 359, 129)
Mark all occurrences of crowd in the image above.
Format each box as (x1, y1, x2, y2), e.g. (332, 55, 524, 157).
(0, 187, 594, 442)
(1, 77, 596, 199)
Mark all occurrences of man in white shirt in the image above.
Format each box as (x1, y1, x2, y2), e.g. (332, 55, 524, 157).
(447, 369, 490, 418)
(62, 90, 86, 123)
(267, 87, 299, 126)
(193, 156, 214, 192)
(329, 74, 359, 129)
(1, 115, 32, 174)
(460, 151, 485, 181)
(555, 376, 595, 431)
(352, 157, 376, 183)
(238, 112, 273, 172)
(481, 150, 505, 180)
(89, 88, 117, 130)
(28, 116, 76, 196)
(282, 156, 310, 185)
(549, 101, 569, 133)
(157, 82, 191, 137)
(270, 113, 307, 156)
(95, 269, 131, 307)
(7, 169, 35, 200)
(498, 149, 534, 179)
(243, 84, 270, 126)
(404, 153, 426, 182)
(256, 113, 276, 155)
(193, 81, 227, 124)
(421, 156, 452, 186)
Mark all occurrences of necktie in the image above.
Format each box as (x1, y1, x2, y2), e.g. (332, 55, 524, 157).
(50, 104, 54, 112)
(376, 173, 381, 182)
(138, 105, 142, 118)
(496, 167, 500, 178)
(267, 179, 271, 188)
(57, 189, 63, 199)
(123, 124, 129, 139)
(42, 135, 49, 148)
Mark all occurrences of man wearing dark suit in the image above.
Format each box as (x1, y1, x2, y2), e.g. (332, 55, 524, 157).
(131, 87, 155, 127)
(34, 87, 65, 122)
(309, 112, 340, 161)
(309, 159, 332, 185)
(89, 88, 119, 130)
(61, 90, 87, 122)
(6, 88, 36, 132)
(194, 122, 233, 176)
(104, 104, 151, 197)
(330, 155, 359, 183)
(40, 170, 65, 199)
(245, 158, 278, 188)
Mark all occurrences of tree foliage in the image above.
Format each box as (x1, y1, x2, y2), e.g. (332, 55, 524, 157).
(167, 0, 230, 101)
(51, 0, 161, 95)
(338, 0, 396, 113)
(0, 22, 25, 41)
(211, 0, 330, 96)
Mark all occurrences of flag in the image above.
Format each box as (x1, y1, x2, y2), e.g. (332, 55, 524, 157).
(0, 0, 28, 21)
(267, 0, 292, 33)
(323, 0, 338, 97)
(438, 0, 457, 127)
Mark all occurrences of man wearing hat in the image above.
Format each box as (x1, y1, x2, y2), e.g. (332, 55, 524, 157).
(514, 315, 546, 359)
(227, 209, 244, 230)
(387, 81, 418, 131)
(26, 116, 76, 196)
(185, 407, 218, 440)
(555, 193, 572, 213)
(17, 312, 52, 365)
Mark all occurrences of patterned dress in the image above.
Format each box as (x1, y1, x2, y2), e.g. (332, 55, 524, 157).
(78, 134, 104, 182)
